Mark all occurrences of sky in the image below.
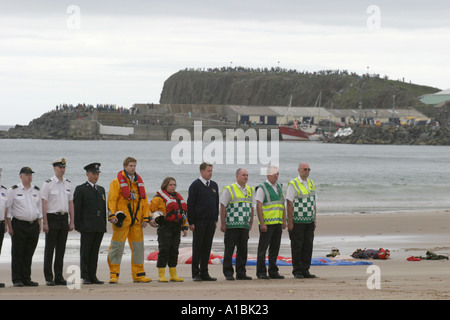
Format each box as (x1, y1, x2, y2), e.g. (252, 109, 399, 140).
(1, 0, 449, 125)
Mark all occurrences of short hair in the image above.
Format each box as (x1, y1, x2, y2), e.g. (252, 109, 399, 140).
(236, 168, 247, 176)
(161, 177, 176, 191)
(266, 165, 279, 175)
(199, 162, 213, 171)
(123, 157, 137, 167)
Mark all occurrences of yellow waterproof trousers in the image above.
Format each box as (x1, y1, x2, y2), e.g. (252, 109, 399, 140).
(107, 223, 147, 281)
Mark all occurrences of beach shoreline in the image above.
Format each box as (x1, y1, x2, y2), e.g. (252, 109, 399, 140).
(0, 209, 449, 300)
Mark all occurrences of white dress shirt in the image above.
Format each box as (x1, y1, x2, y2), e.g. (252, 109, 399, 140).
(6, 183, 43, 221)
(255, 180, 281, 203)
(41, 175, 73, 213)
(0, 186, 7, 221)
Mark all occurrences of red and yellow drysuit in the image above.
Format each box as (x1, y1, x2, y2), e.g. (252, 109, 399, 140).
(107, 170, 151, 283)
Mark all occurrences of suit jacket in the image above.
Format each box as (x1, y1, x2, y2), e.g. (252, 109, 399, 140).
(74, 182, 107, 233)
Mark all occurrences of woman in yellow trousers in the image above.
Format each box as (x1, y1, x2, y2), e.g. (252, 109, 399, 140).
(149, 177, 188, 282)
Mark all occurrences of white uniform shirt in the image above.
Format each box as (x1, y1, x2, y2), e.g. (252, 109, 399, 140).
(6, 183, 43, 221)
(220, 182, 256, 208)
(41, 175, 73, 213)
(255, 180, 281, 204)
(0, 186, 7, 221)
(286, 176, 317, 202)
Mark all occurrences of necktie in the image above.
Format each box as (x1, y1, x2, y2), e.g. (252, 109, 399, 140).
(206, 181, 209, 187)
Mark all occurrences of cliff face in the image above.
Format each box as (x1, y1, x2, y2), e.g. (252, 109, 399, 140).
(160, 69, 439, 109)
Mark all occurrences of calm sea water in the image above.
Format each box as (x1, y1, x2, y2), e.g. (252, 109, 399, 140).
(1, 139, 449, 215)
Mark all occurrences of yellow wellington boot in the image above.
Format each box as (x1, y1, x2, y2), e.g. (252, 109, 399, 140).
(169, 267, 184, 282)
(158, 268, 169, 282)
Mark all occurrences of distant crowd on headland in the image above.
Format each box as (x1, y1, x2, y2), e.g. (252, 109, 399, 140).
(55, 103, 133, 115)
(182, 66, 387, 81)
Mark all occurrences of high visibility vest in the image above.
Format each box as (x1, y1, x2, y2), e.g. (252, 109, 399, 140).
(223, 183, 254, 229)
(258, 182, 284, 225)
(288, 177, 316, 223)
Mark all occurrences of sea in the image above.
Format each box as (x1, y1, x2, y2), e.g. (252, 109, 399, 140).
(1, 139, 449, 215)
(1, 139, 449, 267)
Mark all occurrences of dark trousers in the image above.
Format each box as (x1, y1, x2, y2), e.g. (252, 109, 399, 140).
(80, 232, 104, 281)
(11, 219, 39, 284)
(44, 214, 69, 281)
(157, 222, 181, 268)
(289, 222, 315, 276)
(0, 221, 5, 255)
(256, 224, 282, 277)
(223, 228, 249, 277)
(191, 222, 216, 277)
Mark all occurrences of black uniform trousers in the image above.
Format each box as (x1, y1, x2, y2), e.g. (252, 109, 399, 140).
(44, 213, 69, 281)
(157, 221, 181, 268)
(256, 224, 282, 277)
(11, 219, 40, 284)
(0, 221, 5, 255)
(223, 228, 249, 278)
(80, 232, 104, 281)
(191, 222, 216, 278)
(289, 222, 315, 276)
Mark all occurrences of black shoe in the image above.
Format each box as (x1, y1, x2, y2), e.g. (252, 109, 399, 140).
(13, 281, 24, 287)
(46, 281, 56, 286)
(23, 280, 39, 287)
(269, 273, 285, 279)
(55, 279, 67, 286)
(236, 275, 252, 280)
(257, 274, 270, 279)
(294, 274, 304, 279)
(90, 278, 104, 285)
(192, 276, 202, 282)
(225, 276, 235, 281)
(82, 279, 93, 285)
(0, 283, 5, 288)
(201, 275, 217, 281)
(302, 271, 316, 278)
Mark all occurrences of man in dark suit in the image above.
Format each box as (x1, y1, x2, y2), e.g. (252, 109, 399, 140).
(73, 163, 107, 284)
(187, 162, 219, 281)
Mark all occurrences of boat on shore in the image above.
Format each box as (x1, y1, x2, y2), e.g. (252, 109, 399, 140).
(278, 95, 321, 141)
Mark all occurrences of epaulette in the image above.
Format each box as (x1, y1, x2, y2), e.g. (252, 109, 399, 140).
(1, 185, 6, 189)
(66, 179, 71, 183)
(12, 185, 18, 189)
(45, 179, 51, 183)
(34, 186, 40, 191)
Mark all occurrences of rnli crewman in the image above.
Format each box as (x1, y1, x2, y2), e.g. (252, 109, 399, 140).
(41, 158, 74, 286)
(286, 162, 317, 279)
(107, 157, 151, 284)
(255, 166, 286, 280)
(220, 168, 254, 281)
(6, 167, 43, 287)
(149, 177, 188, 282)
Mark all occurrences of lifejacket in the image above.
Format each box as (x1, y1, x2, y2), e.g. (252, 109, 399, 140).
(156, 189, 187, 222)
(117, 170, 147, 200)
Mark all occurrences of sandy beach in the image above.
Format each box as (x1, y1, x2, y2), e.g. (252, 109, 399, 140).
(0, 210, 449, 301)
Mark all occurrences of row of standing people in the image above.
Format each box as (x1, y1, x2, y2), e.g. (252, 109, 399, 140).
(0, 157, 317, 287)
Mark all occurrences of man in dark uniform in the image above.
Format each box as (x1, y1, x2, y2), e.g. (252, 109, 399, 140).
(187, 162, 219, 281)
(73, 163, 107, 284)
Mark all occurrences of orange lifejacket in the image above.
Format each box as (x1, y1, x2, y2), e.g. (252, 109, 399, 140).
(156, 189, 187, 222)
(117, 170, 147, 200)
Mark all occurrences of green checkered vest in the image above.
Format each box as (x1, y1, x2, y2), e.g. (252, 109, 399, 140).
(223, 183, 254, 229)
(288, 177, 316, 223)
(258, 182, 284, 225)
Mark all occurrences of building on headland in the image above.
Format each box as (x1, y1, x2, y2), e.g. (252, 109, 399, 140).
(67, 103, 429, 140)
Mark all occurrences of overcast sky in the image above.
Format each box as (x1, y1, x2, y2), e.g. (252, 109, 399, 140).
(1, 0, 449, 125)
